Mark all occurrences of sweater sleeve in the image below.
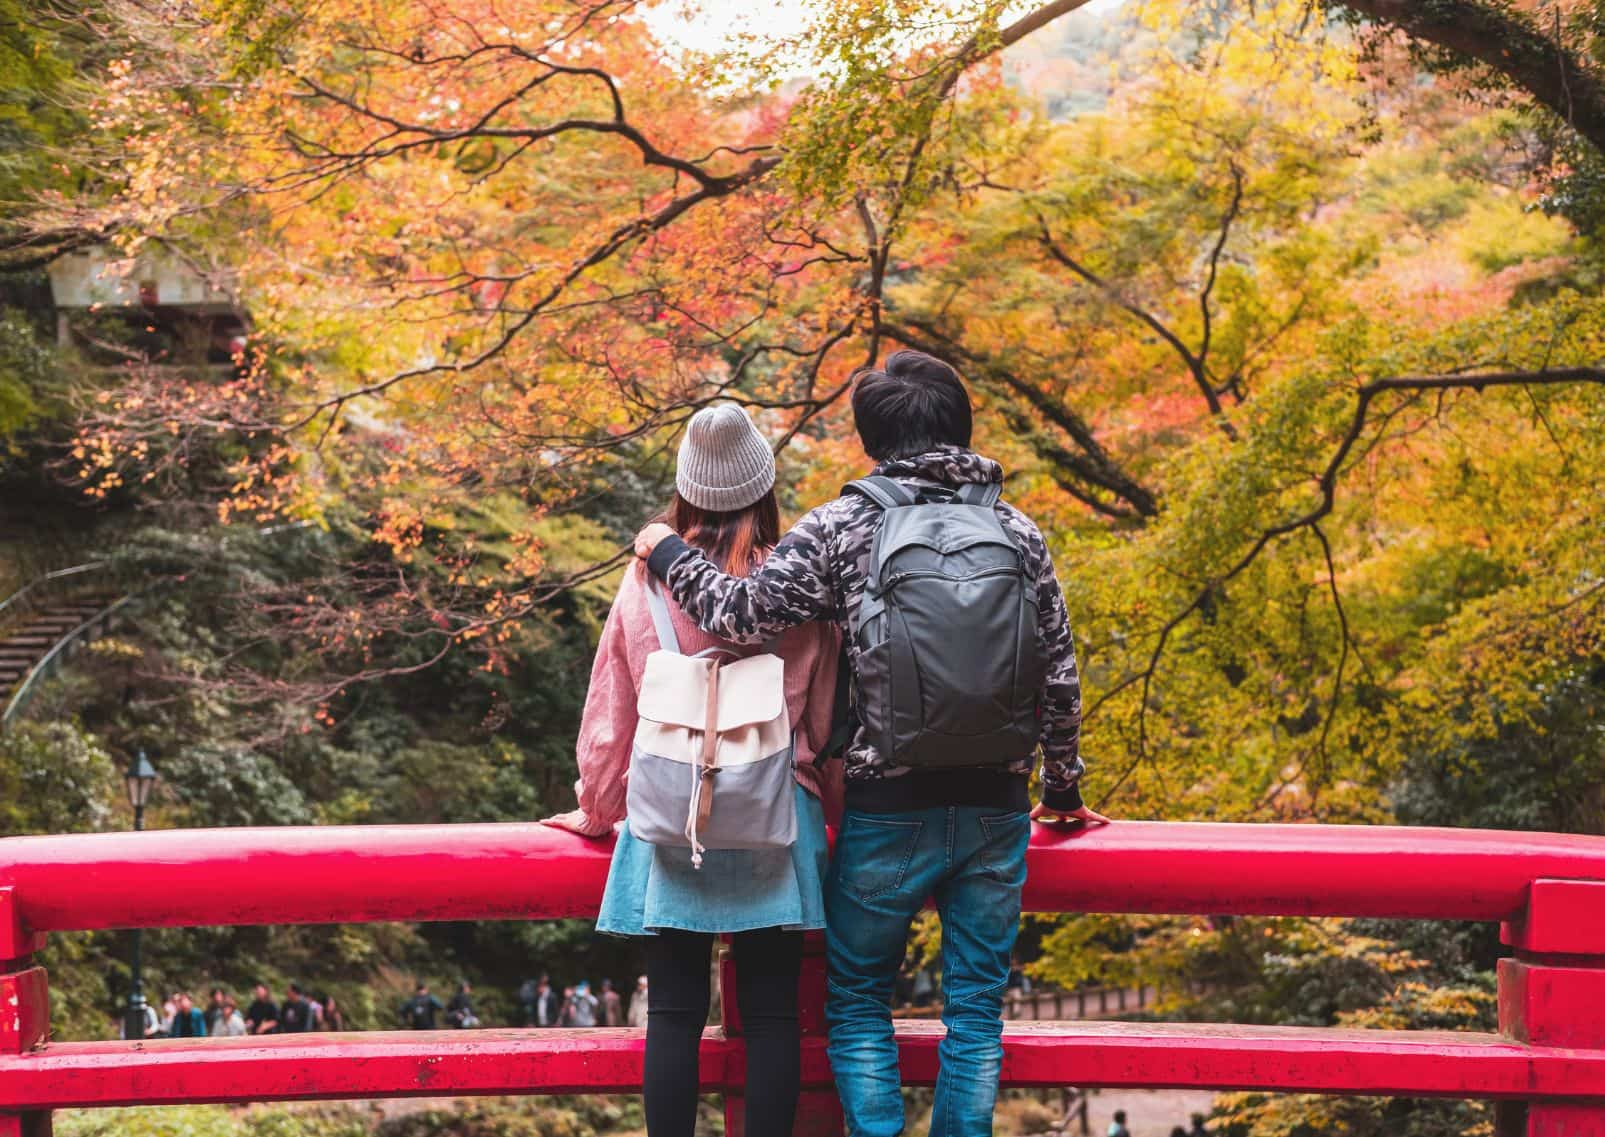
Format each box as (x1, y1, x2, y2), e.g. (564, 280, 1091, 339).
(573, 577, 638, 830)
(649, 504, 837, 643)
(1035, 556, 1086, 813)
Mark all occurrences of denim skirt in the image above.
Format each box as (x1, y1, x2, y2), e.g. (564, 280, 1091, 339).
(597, 783, 827, 936)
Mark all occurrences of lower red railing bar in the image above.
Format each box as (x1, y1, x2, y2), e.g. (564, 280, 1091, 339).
(4, 1023, 1605, 1108)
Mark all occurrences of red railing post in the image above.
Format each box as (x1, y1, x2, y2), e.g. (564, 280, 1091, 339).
(1498, 879, 1605, 1137)
(1, 887, 51, 1137)
(719, 932, 843, 1137)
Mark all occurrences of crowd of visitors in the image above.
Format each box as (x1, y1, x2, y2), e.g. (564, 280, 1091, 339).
(120, 983, 349, 1039)
(120, 975, 646, 1038)
(514, 974, 646, 1028)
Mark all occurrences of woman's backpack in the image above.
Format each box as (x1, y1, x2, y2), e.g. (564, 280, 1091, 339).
(625, 579, 797, 867)
(846, 477, 1047, 768)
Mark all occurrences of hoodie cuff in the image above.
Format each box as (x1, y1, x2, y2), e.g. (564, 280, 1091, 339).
(1041, 782, 1084, 814)
(647, 533, 693, 581)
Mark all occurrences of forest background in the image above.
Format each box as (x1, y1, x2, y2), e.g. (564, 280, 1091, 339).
(3, 0, 1604, 1133)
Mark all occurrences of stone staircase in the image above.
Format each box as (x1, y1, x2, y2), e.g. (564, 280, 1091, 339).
(0, 564, 125, 726)
(0, 596, 120, 697)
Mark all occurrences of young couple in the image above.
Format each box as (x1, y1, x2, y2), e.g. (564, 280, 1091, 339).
(543, 349, 1110, 1137)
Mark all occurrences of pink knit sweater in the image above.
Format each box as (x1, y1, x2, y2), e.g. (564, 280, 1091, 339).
(570, 562, 843, 835)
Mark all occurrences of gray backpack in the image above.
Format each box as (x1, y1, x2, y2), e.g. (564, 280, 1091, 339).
(847, 477, 1047, 768)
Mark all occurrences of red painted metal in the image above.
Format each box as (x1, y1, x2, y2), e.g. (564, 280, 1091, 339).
(720, 933, 838, 1135)
(0, 888, 43, 965)
(1501, 879, 1605, 956)
(4, 821, 1605, 1128)
(0, 825, 615, 932)
(1498, 958, 1605, 1048)
(6, 822, 1605, 935)
(0, 968, 48, 1054)
(0, 1115, 51, 1137)
(1523, 1104, 1605, 1137)
(3, 1022, 1605, 1108)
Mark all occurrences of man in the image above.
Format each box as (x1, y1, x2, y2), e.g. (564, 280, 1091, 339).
(1108, 1109, 1132, 1137)
(533, 973, 562, 1027)
(638, 350, 1108, 1136)
(626, 975, 649, 1029)
(244, 984, 279, 1036)
(599, 978, 623, 1027)
(277, 984, 316, 1033)
(518, 977, 539, 1027)
(118, 1000, 161, 1040)
(168, 992, 207, 1038)
(565, 980, 599, 1027)
(446, 981, 479, 1028)
(401, 982, 444, 1030)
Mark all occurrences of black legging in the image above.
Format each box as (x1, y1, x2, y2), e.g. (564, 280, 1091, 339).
(643, 927, 802, 1137)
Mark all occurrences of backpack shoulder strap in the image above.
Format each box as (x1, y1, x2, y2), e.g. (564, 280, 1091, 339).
(817, 642, 855, 767)
(955, 482, 1003, 508)
(644, 578, 682, 654)
(845, 476, 917, 511)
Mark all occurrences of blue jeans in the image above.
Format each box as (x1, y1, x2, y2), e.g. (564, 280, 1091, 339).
(824, 806, 1031, 1137)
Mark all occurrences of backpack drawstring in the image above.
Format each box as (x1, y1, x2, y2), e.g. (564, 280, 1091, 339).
(683, 656, 723, 869)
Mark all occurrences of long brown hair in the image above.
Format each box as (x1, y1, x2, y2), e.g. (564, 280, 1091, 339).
(666, 490, 780, 576)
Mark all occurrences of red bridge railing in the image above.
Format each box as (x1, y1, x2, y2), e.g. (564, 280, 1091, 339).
(3, 821, 1604, 1137)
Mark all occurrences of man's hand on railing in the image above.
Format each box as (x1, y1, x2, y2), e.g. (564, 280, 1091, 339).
(1030, 803, 1113, 827)
(540, 809, 614, 839)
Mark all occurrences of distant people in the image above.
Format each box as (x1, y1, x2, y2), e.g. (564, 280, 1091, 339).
(600, 978, 623, 1027)
(321, 995, 348, 1032)
(204, 988, 228, 1033)
(402, 982, 444, 1030)
(1109, 1109, 1132, 1137)
(1190, 1113, 1209, 1137)
(626, 975, 648, 1029)
(245, 984, 279, 1035)
(533, 974, 562, 1027)
(277, 984, 316, 1033)
(911, 967, 935, 1008)
(160, 993, 179, 1036)
(1171, 1128, 1190, 1137)
(214, 997, 247, 1038)
(169, 993, 207, 1038)
(559, 985, 576, 1025)
(306, 991, 325, 1028)
(446, 982, 480, 1029)
(565, 980, 599, 1027)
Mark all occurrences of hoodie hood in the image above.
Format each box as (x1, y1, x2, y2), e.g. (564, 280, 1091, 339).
(873, 445, 1003, 487)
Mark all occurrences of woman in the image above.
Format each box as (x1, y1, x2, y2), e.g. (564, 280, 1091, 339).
(319, 994, 347, 1032)
(544, 404, 841, 1137)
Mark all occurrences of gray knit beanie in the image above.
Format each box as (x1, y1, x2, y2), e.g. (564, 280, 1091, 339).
(676, 404, 777, 512)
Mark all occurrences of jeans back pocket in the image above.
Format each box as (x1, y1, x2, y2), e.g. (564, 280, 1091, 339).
(839, 814, 924, 901)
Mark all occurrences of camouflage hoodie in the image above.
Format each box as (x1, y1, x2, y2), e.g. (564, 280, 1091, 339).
(648, 445, 1085, 814)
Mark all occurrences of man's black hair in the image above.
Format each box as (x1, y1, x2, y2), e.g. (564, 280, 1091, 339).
(851, 349, 973, 462)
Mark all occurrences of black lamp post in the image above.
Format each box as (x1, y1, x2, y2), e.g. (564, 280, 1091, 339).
(123, 750, 158, 1041)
